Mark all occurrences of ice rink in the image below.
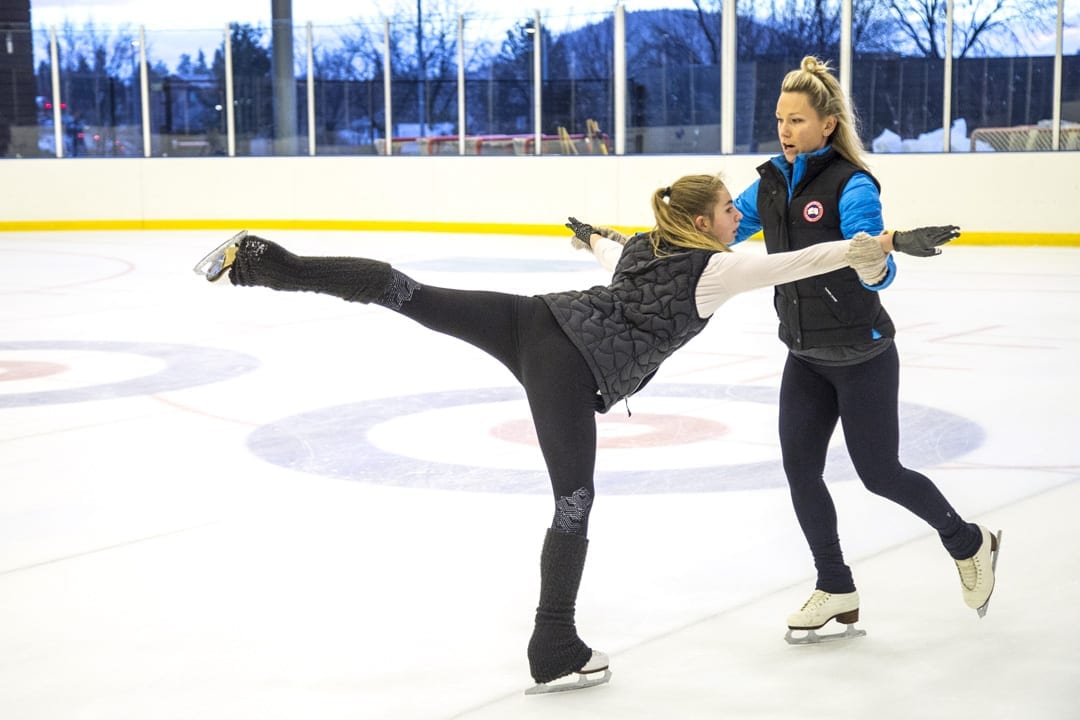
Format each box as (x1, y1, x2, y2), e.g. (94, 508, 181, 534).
(1, 230, 1078, 719)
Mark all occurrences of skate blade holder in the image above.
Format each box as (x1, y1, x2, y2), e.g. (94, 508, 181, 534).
(525, 667, 612, 695)
(785, 623, 866, 645)
(976, 529, 1004, 619)
(193, 229, 248, 278)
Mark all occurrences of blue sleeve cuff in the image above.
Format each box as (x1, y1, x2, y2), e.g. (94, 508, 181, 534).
(860, 254, 896, 291)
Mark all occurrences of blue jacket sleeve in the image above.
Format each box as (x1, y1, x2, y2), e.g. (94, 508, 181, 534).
(839, 173, 894, 291)
(839, 173, 884, 238)
(733, 179, 762, 245)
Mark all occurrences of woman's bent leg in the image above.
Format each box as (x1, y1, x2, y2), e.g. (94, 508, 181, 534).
(834, 345, 980, 560)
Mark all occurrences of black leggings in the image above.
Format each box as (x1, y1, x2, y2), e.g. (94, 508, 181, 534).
(778, 343, 978, 593)
(230, 235, 603, 537)
(394, 283, 601, 535)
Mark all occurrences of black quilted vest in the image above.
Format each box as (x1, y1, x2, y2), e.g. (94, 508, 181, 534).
(541, 233, 714, 413)
(756, 151, 894, 350)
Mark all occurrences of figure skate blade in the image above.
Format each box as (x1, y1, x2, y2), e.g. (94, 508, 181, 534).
(525, 668, 611, 695)
(976, 529, 1003, 619)
(785, 623, 866, 646)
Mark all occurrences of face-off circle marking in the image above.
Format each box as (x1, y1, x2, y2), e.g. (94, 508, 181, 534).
(0, 360, 68, 382)
(248, 384, 984, 495)
(0, 341, 259, 408)
(490, 413, 729, 449)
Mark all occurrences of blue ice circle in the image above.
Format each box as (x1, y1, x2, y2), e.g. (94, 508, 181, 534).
(0, 340, 259, 408)
(248, 384, 984, 495)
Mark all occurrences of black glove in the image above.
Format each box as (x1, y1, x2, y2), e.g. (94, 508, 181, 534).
(566, 216, 596, 250)
(892, 225, 960, 257)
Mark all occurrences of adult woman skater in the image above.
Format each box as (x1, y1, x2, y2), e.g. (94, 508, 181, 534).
(195, 172, 947, 687)
(731, 56, 999, 642)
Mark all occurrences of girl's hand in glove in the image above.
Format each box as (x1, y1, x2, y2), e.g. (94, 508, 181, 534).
(566, 216, 597, 250)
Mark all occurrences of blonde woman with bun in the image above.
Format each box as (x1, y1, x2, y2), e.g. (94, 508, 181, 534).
(732, 56, 998, 644)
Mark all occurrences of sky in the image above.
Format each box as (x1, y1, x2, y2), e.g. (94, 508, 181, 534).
(25, 0, 684, 69)
(26, 0, 1080, 54)
(27, 0, 675, 30)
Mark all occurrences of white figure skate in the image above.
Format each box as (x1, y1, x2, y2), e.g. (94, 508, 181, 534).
(784, 590, 866, 645)
(524, 651, 611, 695)
(956, 526, 1002, 618)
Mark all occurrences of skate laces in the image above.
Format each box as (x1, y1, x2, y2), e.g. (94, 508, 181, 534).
(955, 556, 979, 590)
(800, 590, 831, 611)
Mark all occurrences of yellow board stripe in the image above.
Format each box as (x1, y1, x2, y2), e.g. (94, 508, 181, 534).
(0, 219, 556, 236)
(0, 219, 1078, 246)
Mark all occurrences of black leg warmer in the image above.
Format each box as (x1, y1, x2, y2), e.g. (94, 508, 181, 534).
(527, 529, 594, 684)
(229, 235, 411, 306)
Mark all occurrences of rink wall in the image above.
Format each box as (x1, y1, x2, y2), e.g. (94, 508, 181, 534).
(1, 152, 1077, 245)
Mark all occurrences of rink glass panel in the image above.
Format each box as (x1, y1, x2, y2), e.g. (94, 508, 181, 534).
(13, 2, 1080, 159)
(625, 7, 725, 154)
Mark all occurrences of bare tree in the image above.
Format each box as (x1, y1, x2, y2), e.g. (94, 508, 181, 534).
(768, 0, 842, 53)
(885, 0, 1057, 57)
(329, 19, 386, 81)
(685, 0, 885, 59)
(322, 1, 496, 136)
(683, 0, 1057, 59)
(625, 6, 723, 78)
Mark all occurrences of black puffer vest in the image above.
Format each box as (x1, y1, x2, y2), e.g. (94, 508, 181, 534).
(541, 233, 713, 413)
(756, 151, 895, 350)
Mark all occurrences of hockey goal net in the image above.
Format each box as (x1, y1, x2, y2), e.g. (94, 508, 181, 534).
(969, 125, 1080, 151)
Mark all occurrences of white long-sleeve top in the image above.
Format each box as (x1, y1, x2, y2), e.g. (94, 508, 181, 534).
(589, 236, 852, 318)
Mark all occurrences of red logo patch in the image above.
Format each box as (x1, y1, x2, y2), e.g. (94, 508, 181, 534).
(803, 201, 824, 223)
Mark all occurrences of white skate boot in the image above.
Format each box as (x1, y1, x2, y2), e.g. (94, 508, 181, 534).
(193, 230, 247, 283)
(955, 525, 1002, 618)
(524, 651, 611, 695)
(784, 590, 866, 645)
